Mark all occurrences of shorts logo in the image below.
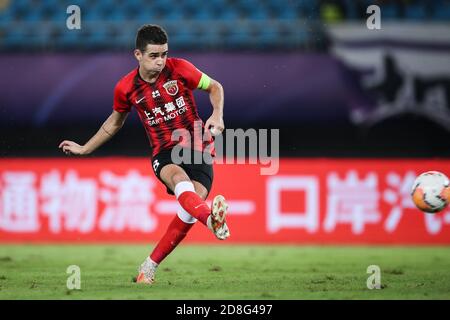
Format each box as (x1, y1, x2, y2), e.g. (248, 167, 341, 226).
(153, 159, 160, 172)
(163, 80, 179, 96)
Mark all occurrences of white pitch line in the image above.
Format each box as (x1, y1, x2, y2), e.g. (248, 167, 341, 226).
(155, 200, 255, 215)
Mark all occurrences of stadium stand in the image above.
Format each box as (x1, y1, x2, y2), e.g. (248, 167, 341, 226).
(1, 0, 449, 51)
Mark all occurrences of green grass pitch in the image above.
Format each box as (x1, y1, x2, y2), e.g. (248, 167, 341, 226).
(0, 245, 449, 299)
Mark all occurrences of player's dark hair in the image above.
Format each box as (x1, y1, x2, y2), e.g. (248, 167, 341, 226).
(135, 24, 168, 51)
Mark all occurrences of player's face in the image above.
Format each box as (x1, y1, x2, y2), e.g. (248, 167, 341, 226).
(135, 43, 168, 74)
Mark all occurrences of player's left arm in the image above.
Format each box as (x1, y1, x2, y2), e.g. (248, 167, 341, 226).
(175, 58, 225, 134)
(202, 76, 225, 135)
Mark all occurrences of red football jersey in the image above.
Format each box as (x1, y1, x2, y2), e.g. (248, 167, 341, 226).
(113, 58, 214, 157)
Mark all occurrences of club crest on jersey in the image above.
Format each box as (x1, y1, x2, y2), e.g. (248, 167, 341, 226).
(163, 80, 179, 96)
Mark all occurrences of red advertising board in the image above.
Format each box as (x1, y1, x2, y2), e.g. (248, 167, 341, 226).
(1, 158, 450, 244)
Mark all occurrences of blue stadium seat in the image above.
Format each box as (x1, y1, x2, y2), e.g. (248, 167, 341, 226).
(248, 7, 269, 20)
(296, 0, 319, 19)
(226, 33, 248, 49)
(256, 28, 280, 47)
(2, 23, 30, 47)
(109, 6, 129, 21)
(173, 35, 194, 49)
(85, 29, 110, 48)
(82, 3, 104, 21)
(152, 1, 172, 14)
(432, 0, 450, 20)
(380, 3, 400, 20)
(343, 0, 358, 19)
(275, 7, 298, 20)
(190, 7, 213, 21)
(221, 8, 240, 20)
(165, 9, 185, 21)
(405, 4, 427, 20)
(58, 30, 84, 48)
(196, 24, 223, 48)
(0, 8, 14, 22)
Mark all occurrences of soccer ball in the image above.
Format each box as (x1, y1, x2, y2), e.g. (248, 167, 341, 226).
(411, 171, 450, 213)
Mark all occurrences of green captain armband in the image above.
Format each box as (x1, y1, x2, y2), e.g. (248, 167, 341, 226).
(197, 73, 211, 90)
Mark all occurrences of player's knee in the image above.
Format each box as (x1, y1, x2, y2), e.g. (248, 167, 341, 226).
(172, 172, 190, 186)
(174, 180, 195, 199)
(196, 189, 208, 200)
(193, 183, 208, 200)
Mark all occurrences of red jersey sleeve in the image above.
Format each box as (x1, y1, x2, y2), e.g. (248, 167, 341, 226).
(113, 80, 132, 113)
(172, 58, 203, 90)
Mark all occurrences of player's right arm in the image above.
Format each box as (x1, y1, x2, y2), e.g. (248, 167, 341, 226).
(59, 110, 129, 155)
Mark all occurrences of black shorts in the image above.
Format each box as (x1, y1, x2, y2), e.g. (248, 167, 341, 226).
(151, 148, 214, 196)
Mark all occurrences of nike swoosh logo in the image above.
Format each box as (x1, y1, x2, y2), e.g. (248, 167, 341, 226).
(135, 97, 146, 104)
(194, 204, 205, 209)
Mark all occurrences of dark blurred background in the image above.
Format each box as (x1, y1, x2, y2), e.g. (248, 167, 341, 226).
(0, 0, 449, 158)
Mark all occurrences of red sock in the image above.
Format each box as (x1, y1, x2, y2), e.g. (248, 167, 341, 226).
(150, 215, 194, 264)
(178, 191, 210, 226)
